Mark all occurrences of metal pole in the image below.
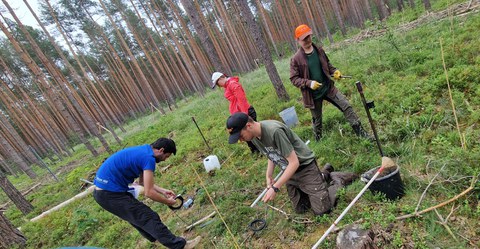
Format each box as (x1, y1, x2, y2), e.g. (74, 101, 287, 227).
(28, 145, 58, 181)
(356, 81, 384, 157)
(250, 169, 284, 207)
(191, 116, 211, 151)
(312, 164, 387, 248)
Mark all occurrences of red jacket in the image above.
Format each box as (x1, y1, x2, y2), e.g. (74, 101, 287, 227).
(224, 77, 251, 114)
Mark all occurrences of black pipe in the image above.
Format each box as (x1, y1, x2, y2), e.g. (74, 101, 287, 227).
(355, 81, 384, 157)
(192, 116, 211, 151)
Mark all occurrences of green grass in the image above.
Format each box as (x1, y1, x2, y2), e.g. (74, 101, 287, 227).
(4, 2, 480, 248)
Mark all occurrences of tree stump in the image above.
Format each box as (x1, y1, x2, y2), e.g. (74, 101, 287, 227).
(337, 224, 376, 249)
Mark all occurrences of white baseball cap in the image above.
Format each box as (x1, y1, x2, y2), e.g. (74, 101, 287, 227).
(211, 72, 224, 89)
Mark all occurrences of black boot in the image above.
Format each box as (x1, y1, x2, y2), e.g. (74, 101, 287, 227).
(352, 123, 373, 140)
(322, 163, 335, 173)
(320, 163, 334, 183)
(313, 129, 322, 141)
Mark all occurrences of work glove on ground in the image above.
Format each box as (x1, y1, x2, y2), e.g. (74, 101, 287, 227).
(309, 80, 322, 90)
(333, 70, 342, 80)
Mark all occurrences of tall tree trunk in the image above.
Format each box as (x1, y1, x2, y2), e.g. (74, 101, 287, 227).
(374, 0, 390, 20)
(0, 129, 36, 179)
(36, 0, 123, 145)
(329, 0, 347, 36)
(254, 0, 280, 57)
(363, 0, 374, 20)
(97, 0, 161, 110)
(180, 0, 230, 75)
(0, 211, 26, 249)
(166, 0, 211, 86)
(408, 0, 416, 8)
(423, 0, 431, 11)
(237, 0, 289, 101)
(397, 0, 404, 11)
(0, 17, 98, 157)
(0, 173, 33, 214)
(315, 1, 334, 44)
(2, 0, 101, 156)
(112, 0, 177, 108)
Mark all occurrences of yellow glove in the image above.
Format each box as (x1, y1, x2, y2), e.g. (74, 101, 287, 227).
(333, 70, 342, 80)
(309, 81, 322, 90)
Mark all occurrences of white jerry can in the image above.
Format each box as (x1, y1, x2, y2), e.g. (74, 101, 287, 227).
(203, 155, 221, 172)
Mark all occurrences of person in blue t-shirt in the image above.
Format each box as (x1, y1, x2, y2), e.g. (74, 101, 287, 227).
(93, 138, 201, 249)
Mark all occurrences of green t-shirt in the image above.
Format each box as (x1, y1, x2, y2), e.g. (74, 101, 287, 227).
(306, 49, 330, 100)
(252, 120, 315, 169)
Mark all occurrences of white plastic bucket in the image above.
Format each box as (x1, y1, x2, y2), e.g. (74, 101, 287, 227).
(279, 106, 299, 128)
(203, 155, 221, 172)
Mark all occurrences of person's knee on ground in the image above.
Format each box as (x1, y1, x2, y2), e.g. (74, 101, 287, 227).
(309, 188, 334, 216)
(288, 185, 311, 214)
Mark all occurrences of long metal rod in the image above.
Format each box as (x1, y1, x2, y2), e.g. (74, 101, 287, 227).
(250, 169, 284, 207)
(191, 116, 211, 151)
(311, 165, 386, 248)
(356, 81, 384, 157)
(29, 145, 58, 181)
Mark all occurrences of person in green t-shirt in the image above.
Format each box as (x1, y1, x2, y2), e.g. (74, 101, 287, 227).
(290, 24, 370, 141)
(226, 112, 357, 215)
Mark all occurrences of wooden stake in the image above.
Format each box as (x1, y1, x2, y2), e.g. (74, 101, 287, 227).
(193, 167, 240, 249)
(440, 38, 465, 149)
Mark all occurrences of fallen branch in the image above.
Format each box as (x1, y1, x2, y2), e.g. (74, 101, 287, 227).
(266, 204, 289, 218)
(184, 211, 216, 231)
(434, 206, 458, 241)
(30, 186, 95, 222)
(264, 204, 314, 224)
(396, 177, 476, 220)
(415, 163, 444, 213)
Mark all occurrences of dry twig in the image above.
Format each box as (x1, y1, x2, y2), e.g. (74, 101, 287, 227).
(396, 177, 476, 220)
(434, 206, 458, 241)
(415, 163, 445, 213)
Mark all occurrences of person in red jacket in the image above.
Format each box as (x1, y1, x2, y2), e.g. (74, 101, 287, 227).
(211, 72, 259, 153)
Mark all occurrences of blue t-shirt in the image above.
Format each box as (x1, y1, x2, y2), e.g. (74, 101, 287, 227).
(94, 144, 156, 192)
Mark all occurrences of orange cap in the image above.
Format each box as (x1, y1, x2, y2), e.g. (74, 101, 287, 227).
(295, 24, 312, 40)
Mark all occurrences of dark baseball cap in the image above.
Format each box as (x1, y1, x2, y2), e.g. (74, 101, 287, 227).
(226, 112, 249, 144)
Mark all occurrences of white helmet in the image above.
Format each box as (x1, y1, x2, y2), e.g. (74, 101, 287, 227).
(211, 72, 224, 89)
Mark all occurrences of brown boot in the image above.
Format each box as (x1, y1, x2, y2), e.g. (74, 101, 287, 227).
(184, 236, 202, 249)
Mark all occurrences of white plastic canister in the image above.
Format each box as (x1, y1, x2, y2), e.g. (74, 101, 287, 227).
(203, 155, 221, 172)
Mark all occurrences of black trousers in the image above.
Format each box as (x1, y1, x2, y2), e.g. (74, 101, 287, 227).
(93, 189, 186, 249)
(247, 106, 260, 153)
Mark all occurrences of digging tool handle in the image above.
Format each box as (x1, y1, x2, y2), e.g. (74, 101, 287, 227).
(312, 166, 386, 248)
(250, 169, 285, 207)
(355, 81, 384, 157)
(192, 117, 211, 151)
